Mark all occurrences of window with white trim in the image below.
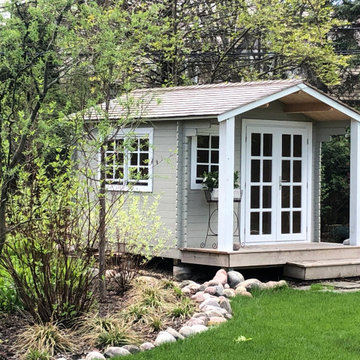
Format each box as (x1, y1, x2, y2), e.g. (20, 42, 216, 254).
(104, 128, 153, 192)
(191, 134, 219, 189)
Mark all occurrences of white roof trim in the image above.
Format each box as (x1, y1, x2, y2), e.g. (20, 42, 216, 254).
(217, 83, 360, 123)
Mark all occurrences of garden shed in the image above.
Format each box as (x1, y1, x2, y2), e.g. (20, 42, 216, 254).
(87, 79, 360, 279)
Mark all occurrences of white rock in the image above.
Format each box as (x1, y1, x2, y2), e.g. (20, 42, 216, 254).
(104, 347, 131, 357)
(166, 327, 185, 340)
(208, 316, 227, 325)
(239, 278, 266, 291)
(139, 342, 155, 351)
(86, 352, 106, 360)
(199, 298, 220, 310)
(219, 297, 232, 314)
(154, 331, 177, 346)
(223, 288, 236, 298)
(179, 325, 208, 337)
(122, 345, 140, 354)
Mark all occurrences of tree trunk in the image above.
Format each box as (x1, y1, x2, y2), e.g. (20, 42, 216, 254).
(0, 199, 7, 256)
(98, 146, 106, 301)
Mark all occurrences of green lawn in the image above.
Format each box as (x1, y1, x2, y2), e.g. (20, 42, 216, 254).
(126, 288, 360, 360)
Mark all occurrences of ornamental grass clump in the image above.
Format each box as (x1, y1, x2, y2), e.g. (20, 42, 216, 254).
(77, 314, 140, 349)
(15, 322, 74, 359)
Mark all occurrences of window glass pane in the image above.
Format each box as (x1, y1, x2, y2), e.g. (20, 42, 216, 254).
(263, 186, 272, 208)
(115, 167, 124, 181)
(263, 160, 272, 182)
(210, 165, 219, 173)
(251, 186, 260, 209)
(197, 165, 208, 178)
(116, 139, 124, 149)
(140, 153, 149, 165)
(211, 136, 219, 149)
(293, 186, 301, 208)
(263, 134, 272, 156)
(140, 138, 149, 151)
(117, 152, 124, 165)
(281, 212, 290, 234)
(107, 141, 115, 151)
(282, 186, 290, 208)
(197, 135, 209, 148)
(263, 212, 271, 234)
(130, 153, 138, 166)
(251, 160, 260, 182)
(139, 167, 149, 178)
(293, 161, 302, 182)
(251, 133, 261, 156)
(293, 211, 301, 233)
(250, 212, 260, 235)
(282, 160, 290, 182)
(130, 139, 139, 151)
(211, 150, 219, 163)
(293, 135, 302, 157)
(197, 150, 209, 163)
(282, 135, 291, 157)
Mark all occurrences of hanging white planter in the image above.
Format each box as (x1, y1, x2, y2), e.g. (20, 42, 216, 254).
(209, 188, 241, 201)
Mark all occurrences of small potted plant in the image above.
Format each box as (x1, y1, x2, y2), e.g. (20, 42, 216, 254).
(202, 171, 241, 201)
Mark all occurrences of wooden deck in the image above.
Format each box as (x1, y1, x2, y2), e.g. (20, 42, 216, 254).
(180, 242, 360, 269)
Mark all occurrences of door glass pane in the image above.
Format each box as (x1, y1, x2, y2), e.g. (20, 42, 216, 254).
(263, 186, 272, 208)
(263, 160, 272, 182)
(250, 212, 260, 235)
(293, 161, 302, 182)
(282, 186, 290, 208)
(211, 150, 219, 163)
(281, 211, 290, 234)
(293, 212, 301, 233)
(263, 212, 271, 234)
(197, 150, 209, 163)
(251, 133, 261, 156)
(282, 135, 291, 157)
(251, 186, 260, 209)
(210, 165, 218, 173)
(282, 160, 291, 182)
(293, 135, 302, 157)
(263, 134, 272, 156)
(251, 160, 260, 182)
(293, 186, 301, 208)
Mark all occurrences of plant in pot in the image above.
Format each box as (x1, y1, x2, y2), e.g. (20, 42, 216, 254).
(202, 171, 241, 201)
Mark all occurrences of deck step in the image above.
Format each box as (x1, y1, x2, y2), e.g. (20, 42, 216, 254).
(284, 258, 360, 280)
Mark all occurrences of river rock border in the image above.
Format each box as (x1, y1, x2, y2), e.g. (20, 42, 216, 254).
(77, 270, 287, 360)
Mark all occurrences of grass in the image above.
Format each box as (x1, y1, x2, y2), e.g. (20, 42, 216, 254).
(121, 288, 360, 360)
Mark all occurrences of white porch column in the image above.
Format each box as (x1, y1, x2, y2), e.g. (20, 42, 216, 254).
(350, 119, 360, 246)
(218, 116, 235, 252)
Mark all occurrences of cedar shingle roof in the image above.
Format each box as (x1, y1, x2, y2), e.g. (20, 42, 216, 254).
(86, 79, 304, 120)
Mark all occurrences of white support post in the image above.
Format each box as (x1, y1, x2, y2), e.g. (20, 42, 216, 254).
(350, 119, 360, 246)
(218, 116, 235, 252)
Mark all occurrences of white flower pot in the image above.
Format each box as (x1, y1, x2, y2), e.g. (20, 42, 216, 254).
(210, 188, 241, 201)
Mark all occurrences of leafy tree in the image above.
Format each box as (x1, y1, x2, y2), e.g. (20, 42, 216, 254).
(136, 0, 348, 87)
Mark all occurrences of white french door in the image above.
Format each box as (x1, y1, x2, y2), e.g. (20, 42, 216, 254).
(243, 120, 312, 243)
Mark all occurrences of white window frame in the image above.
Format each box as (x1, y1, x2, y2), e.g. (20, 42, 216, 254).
(102, 127, 153, 192)
(191, 133, 220, 190)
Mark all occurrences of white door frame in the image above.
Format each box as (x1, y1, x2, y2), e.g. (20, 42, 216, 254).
(240, 119, 313, 244)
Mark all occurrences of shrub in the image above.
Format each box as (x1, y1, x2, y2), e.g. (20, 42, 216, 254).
(107, 195, 172, 294)
(1, 156, 97, 325)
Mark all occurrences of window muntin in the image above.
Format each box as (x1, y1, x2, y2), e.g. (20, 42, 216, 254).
(192, 134, 219, 188)
(104, 129, 153, 192)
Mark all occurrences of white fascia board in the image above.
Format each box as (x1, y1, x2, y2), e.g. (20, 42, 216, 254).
(297, 84, 360, 122)
(217, 85, 302, 122)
